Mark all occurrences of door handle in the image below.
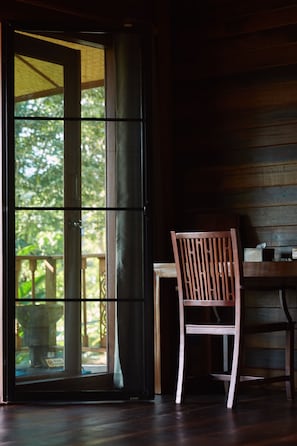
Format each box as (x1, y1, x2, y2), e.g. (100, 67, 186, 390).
(68, 219, 82, 229)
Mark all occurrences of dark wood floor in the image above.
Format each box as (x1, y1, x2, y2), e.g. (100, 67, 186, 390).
(1, 388, 297, 445)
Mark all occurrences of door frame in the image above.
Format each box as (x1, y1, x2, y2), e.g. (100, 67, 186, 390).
(1, 24, 154, 403)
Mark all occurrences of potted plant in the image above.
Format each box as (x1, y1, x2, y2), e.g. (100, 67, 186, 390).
(16, 303, 63, 367)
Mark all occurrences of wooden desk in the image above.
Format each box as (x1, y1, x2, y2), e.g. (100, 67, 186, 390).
(153, 263, 177, 394)
(153, 261, 297, 394)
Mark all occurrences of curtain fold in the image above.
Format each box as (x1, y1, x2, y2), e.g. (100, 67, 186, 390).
(113, 33, 145, 394)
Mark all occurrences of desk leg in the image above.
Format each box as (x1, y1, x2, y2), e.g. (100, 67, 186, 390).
(279, 288, 295, 400)
(279, 287, 293, 324)
(154, 273, 161, 394)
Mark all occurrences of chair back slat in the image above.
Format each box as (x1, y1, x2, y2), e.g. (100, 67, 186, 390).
(171, 230, 240, 307)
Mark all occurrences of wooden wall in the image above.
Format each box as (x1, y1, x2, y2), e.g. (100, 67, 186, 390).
(170, 0, 297, 383)
(171, 0, 297, 252)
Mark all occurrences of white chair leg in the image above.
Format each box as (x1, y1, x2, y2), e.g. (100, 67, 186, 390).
(223, 335, 229, 394)
(227, 333, 241, 409)
(175, 334, 185, 404)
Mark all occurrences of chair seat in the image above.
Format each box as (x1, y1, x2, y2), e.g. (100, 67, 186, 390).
(186, 321, 294, 335)
(186, 324, 236, 335)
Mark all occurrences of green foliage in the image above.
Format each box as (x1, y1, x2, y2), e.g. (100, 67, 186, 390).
(16, 243, 38, 256)
(15, 86, 106, 313)
(15, 87, 106, 255)
(16, 243, 43, 300)
(15, 74, 107, 362)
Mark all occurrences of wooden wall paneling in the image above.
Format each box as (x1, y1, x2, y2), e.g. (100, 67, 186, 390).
(203, 0, 297, 19)
(239, 226, 297, 250)
(172, 1, 297, 36)
(174, 144, 297, 169)
(174, 120, 297, 150)
(247, 227, 297, 248)
(245, 307, 297, 324)
(7, 0, 153, 25)
(244, 351, 297, 372)
(176, 185, 297, 217)
(217, 185, 297, 208)
(246, 288, 297, 307)
(234, 205, 297, 228)
(245, 332, 295, 349)
(182, 165, 297, 205)
(171, 0, 297, 383)
(202, 164, 297, 189)
(244, 288, 297, 371)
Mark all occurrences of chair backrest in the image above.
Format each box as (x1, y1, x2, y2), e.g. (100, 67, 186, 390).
(171, 228, 243, 308)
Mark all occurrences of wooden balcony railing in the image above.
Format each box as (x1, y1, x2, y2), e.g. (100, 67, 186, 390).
(15, 254, 106, 350)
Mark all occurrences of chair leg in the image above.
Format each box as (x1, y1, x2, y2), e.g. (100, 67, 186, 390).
(227, 333, 241, 409)
(176, 332, 185, 404)
(223, 335, 229, 394)
(285, 327, 295, 400)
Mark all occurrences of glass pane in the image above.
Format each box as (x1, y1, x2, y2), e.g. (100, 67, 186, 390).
(15, 118, 64, 208)
(15, 210, 64, 300)
(15, 210, 65, 379)
(15, 55, 64, 117)
(81, 120, 106, 208)
(81, 84, 105, 119)
(81, 210, 107, 374)
(16, 302, 65, 377)
(81, 300, 107, 374)
(82, 210, 106, 256)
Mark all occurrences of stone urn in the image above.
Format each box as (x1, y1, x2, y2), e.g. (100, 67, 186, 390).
(16, 303, 63, 367)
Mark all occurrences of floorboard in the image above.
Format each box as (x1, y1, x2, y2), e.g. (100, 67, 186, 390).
(0, 388, 296, 445)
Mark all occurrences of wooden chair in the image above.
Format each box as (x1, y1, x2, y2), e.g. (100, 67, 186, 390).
(170, 228, 295, 409)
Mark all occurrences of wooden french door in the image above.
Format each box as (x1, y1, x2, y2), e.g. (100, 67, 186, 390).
(3, 27, 153, 402)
